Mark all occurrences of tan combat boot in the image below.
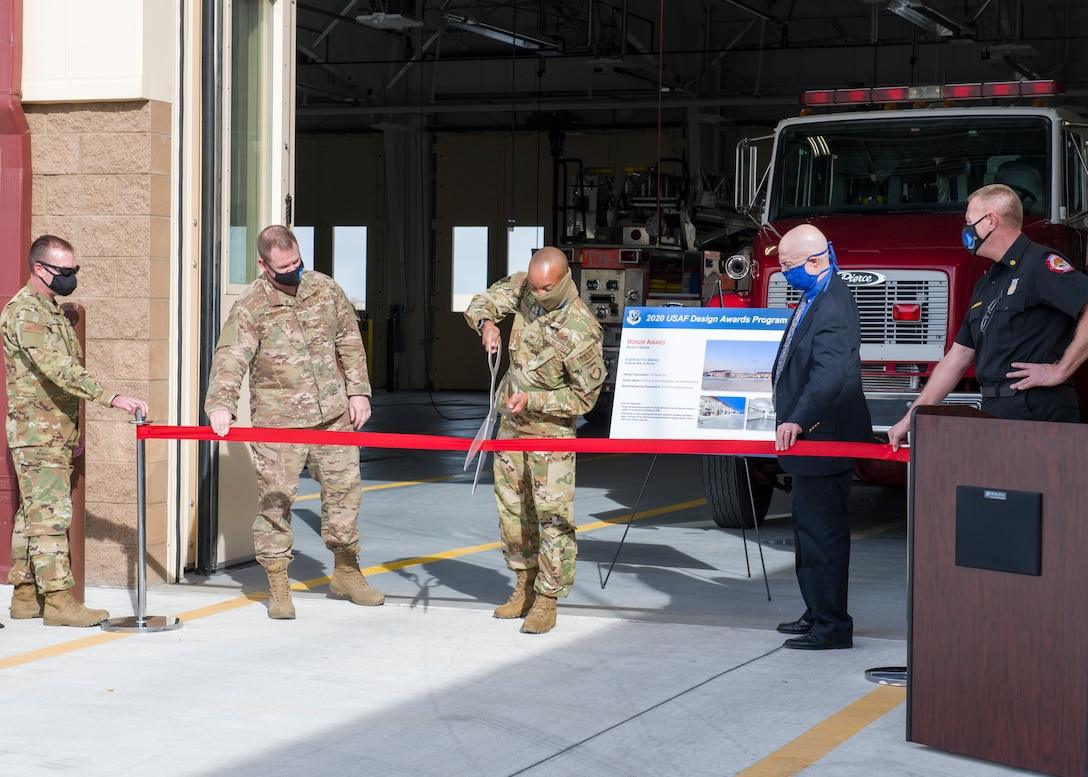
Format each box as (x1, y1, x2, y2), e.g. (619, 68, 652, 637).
(43, 590, 109, 627)
(329, 550, 385, 606)
(264, 559, 296, 619)
(494, 568, 537, 619)
(520, 593, 557, 634)
(10, 582, 45, 619)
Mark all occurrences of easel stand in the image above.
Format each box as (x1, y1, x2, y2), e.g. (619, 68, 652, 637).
(102, 413, 182, 634)
(601, 455, 770, 598)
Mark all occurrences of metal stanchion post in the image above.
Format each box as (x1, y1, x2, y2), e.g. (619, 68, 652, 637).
(865, 433, 911, 688)
(102, 411, 183, 633)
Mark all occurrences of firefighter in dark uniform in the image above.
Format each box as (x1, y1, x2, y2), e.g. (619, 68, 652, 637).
(889, 183, 1088, 448)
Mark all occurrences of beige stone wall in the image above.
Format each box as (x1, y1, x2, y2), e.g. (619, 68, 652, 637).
(27, 100, 172, 587)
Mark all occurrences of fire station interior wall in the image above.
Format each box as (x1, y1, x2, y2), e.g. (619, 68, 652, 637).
(428, 127, 685, 391)
(295, 128, 684, 392)
(22, 0, 174, 103)
(294, 133, 384, 383)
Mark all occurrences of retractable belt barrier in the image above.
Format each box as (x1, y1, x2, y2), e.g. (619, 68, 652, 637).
(137, 424, 909, 462)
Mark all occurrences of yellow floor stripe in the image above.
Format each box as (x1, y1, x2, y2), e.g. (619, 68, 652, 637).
(293, 498, 708, 590)
(0, 630, 131, 670)
(576, 498, 707, 532)
(294, 451, 630, 500)
(179, 595, 269, 619)
(735, 685, 906, 777)
(294, 542, 503, 589)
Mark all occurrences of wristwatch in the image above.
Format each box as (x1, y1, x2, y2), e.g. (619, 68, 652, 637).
(476, 318, 491, 333)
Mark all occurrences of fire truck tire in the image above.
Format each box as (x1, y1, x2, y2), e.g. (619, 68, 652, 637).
(702, 455, 773, 529)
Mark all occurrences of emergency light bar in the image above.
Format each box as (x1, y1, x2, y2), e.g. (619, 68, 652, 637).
(801, 80, 1061, 106)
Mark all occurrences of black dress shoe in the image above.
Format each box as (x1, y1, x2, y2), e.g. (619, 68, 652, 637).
(782, 633, 852, 650)
(776, 618, 813, 635)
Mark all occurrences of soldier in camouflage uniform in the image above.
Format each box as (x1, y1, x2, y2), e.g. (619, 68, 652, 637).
(205, 225, 381, 620)
(2, 235, 149, 627)
(465, 246, 605, 634)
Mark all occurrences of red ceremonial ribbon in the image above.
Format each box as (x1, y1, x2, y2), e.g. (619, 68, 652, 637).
(136, 424, 909, 463)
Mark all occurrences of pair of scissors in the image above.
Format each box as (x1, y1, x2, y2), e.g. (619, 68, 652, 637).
(464, 346, 500, 493)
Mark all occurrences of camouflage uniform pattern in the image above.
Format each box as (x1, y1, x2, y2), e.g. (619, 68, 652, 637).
(464, 272, 605, 597)
(249, 410, 361, 562)
(9, 447, 75, 591)
(205, 271, 371, 565)
(1, 281, 115, 591)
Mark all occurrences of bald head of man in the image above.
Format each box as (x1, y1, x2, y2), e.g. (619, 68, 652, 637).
(777, 224, 830, 271)
(527, 247, 575, 312)
(528, 246, 569, 284)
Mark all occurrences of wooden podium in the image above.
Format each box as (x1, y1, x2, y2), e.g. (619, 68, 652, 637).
(908, 405, 1088, 777)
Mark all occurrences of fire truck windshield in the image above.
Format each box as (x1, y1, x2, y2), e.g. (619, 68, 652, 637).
(770, 115, 1051, 221)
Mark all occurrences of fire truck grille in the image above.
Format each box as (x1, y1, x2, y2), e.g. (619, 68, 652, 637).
(862, 374, 920, 391)
(768, 270, 949, 360)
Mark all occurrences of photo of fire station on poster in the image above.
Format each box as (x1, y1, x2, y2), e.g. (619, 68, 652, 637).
(609, 307, 790, 440)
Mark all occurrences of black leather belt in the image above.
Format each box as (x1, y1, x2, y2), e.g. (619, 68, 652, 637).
(979, 383, 1018, 398)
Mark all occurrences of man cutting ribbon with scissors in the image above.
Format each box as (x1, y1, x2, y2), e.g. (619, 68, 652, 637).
(465, 246, 605, 634)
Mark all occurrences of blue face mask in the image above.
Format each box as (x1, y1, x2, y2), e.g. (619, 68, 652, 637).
(783, 263, 819, 292)
(782, 246, 833, 293)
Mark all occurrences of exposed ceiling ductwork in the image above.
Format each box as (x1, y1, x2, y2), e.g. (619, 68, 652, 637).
(295, 0, 1088, 133)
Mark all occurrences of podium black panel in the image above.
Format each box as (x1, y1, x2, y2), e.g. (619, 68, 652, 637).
(955, 485, 1041, 576)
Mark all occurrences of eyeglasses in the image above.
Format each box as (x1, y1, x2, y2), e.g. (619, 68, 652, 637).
(38, 261, 80, 278)
(979, 297, 998, 333)
(778, 246, 829, 271)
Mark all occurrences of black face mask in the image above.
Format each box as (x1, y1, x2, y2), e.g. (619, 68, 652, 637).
(39, 263, 79, 296)
(267, 259, 304, 287)
(48, 274, 78, 296)
(961, 215, 991, 255)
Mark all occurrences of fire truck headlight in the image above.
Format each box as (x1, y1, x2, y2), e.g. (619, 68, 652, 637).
(725, 253, 751, 280)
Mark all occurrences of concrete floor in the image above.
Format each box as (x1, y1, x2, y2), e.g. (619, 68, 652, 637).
(0, 391, 1045, 776)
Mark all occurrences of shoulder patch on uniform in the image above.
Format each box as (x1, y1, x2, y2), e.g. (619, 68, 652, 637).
(216, 318, 238, 347)
(23, 320, 44, 334)
(576, 348, 597, 367)
(1046, 254, 1074, 273)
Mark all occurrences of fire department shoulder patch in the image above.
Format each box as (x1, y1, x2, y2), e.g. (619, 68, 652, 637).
(1046, 254, 1074, 273)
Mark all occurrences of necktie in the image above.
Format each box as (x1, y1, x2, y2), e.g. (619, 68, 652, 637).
(773, 297, 808, 392)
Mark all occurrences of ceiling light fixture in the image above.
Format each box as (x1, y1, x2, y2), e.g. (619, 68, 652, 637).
(887, 0, 972, 39)
(356, 12, 423, 31)
(442, 13, 562, 53)
(356, 0, 423, 31)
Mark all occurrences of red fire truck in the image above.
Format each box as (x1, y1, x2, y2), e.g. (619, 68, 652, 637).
(705, 79, 1088, 527)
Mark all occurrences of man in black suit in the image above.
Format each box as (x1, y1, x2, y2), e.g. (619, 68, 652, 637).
(771, 224, 872, 650)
